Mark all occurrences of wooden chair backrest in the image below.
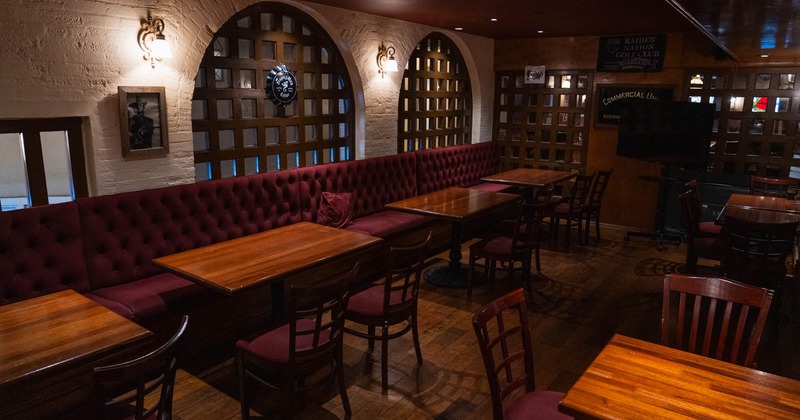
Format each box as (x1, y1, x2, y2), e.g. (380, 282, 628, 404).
(472, 288, 534, 420)
(288, 262, 358, 371)
(720, 216, 798, 288)
(661, 274, 774, 368)
(587, 169, 613, 208)
(382, 232, 431, 315)
(94, 315, 189, 420)
(750, 175, 799, 198)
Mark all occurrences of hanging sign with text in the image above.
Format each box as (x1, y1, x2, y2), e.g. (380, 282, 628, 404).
(595, 85, 674, 126)
(597, 34, 666, 72)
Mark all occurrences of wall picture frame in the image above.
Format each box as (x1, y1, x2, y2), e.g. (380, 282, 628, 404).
(118, 86, 169, 157)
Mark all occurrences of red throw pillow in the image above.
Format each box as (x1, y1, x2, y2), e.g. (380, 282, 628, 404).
(317, 192, 354, 228)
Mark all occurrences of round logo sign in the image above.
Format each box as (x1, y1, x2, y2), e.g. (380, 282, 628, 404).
(266, 64, 298, 106)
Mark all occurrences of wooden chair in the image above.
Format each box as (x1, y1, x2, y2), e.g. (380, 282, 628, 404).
(678, 189, 724, 273)
(472, 288, 571, 420)
(661, 274, 774, 368)
(685, 179, 722, 236)
(343, 232, 431, 392)
(582, 168, 613, 244)
(549, 174, 594, 252)
(719, 215, 798, 290)
(236, 263, 358, 419)
(468, 202, 548, 298)
(750, 175, 799, 198)
(93, 315, 189, 420)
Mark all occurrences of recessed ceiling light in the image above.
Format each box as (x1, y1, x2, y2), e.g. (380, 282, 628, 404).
(490, 18, 498, 22)
(760, 54, 769, 58)
(455, 27, 463, 31)
(537, 30, 544, 34)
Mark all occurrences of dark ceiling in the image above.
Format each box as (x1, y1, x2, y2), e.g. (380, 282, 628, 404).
(304, 0, 800, 62)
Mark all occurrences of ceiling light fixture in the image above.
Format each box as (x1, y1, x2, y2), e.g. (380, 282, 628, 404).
(455, 27, 463, 31)
(138, 13, 173, 69)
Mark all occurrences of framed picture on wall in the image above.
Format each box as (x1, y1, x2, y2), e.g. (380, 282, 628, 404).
(118, 86, 169, 157)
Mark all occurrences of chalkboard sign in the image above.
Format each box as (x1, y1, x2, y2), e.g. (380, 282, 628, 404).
(596, 85, 674, 126)
(597, 34, 666, 72)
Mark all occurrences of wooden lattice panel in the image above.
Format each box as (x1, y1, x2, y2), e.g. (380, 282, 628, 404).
(397, 33, 472, 153)
(191, 3, 354, 180)
(493, 70, 592, 172)
(684, 68, 800, 178)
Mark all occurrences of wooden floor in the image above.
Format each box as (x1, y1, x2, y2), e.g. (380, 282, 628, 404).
(171, 225, 800, 419)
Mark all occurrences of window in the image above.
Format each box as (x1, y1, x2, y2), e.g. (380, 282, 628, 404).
(0, 118, 88, 211)
(192, 3, 354, 180)
(397, 33, 472, 152)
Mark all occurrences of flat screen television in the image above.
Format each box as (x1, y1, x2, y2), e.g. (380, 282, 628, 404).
(616, 99, 715, 168)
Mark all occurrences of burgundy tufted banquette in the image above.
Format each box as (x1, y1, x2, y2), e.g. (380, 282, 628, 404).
(0, 142, 504, 323)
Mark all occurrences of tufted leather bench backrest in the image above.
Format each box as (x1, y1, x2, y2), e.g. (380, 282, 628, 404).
(298, 153, 417, 221)
(0, 202, 90, 305)
(415, 142, 501, 194)
(78, 170, 302, 290)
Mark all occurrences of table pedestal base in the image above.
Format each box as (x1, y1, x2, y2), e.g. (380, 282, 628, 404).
(424, 265, 477, 288)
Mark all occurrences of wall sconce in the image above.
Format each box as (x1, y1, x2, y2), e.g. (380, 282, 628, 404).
(376, 42, 398, 78)
(138, 14, 173, 68)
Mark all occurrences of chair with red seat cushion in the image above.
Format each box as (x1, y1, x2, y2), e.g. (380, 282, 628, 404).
(236, 263, 358, 419)
(487, 185, 553, 273)
(685, 179, 722, 236)
(661, 274, 774, 368)
(93, 315, 189, 420)
(472, 288, 572, 420)
(344, 233, 431, 392)
(549, 174, 594, 252)
(468, 202, 548, 297)
(678, 189, 724, 273)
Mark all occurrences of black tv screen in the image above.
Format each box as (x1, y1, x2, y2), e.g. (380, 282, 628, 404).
(616, 99, 715, 167)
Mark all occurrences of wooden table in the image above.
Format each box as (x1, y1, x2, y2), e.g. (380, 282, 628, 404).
(559, 334, 800, 419)
(716, 193, 800, 224)
(482, 168, 577, 202)
(386, 187, 520, 287)
(481, 168, 577, 188)
(153, 222, 383, 318)
(0, 289, 152, 416)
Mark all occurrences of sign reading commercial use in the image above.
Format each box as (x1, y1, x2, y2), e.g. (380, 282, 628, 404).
(595, 85, 674, 126)
(597, 34, 666, 72)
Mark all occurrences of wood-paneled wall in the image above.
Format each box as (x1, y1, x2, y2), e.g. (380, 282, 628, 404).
(494, 33, 732, 230)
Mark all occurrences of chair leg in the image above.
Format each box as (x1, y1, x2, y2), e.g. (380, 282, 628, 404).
(237, 351, 249, 420)
(367, 325, 375, 350)
(381, 323, 390, 392)
(467, 252, 476, 297)
(411, 311, 423, 366)
(584, 213, 591, 244)
(595, 210, 601, 241)
(522, 257, 532, 294)
(336, 342, 352, 419)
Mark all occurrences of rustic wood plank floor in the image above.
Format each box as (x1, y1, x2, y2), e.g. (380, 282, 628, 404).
(171, 225, 799, 419)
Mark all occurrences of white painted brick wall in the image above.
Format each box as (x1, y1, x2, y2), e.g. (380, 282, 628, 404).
(0, 0, 495, 196)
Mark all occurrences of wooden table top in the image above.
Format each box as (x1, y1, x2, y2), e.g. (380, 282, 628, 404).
(152, 222, 383, 295)
(559, 334, 800, 419)
(725, 193, 800, 214)
(480, 168, 577, 187)
(717, 205, 800, 224)
(385, 187, 520, 221)
(0, 290, 152, 387)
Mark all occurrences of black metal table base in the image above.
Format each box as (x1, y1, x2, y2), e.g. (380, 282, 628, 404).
(424, 265, 473, 288)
